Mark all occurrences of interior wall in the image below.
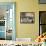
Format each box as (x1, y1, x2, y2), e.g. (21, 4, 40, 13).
(39, 4, 46, 11)
(0, 0, 46, 40)
(16, 0, 39, 40)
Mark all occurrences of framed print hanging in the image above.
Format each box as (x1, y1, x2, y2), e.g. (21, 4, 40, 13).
(20, 12, 35, 24)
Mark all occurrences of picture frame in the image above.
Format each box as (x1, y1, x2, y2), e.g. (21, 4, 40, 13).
(20, 12, 35, 24)
(39, 0, 46, 4)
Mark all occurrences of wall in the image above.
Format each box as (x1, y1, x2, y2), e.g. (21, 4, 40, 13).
(0, 0, 46, 40)
(16, 0, 39, 40)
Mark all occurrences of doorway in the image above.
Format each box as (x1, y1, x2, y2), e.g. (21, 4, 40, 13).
(39, 11, 46, 35)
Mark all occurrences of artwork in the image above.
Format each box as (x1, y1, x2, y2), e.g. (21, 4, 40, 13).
(39, 0, 46, 4)
(20, 12, 35, 24)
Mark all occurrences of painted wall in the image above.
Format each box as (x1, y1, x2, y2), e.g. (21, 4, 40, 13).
(16, 0, 39, 40)
(0, 0, 46, 40)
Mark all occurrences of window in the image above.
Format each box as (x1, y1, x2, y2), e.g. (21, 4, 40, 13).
(0, 2, 16, 40)
(39, 0, 46, 4)
(39, 11, 46, 35)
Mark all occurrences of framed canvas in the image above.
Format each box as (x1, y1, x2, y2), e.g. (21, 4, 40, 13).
(20, 12, 35, 24)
